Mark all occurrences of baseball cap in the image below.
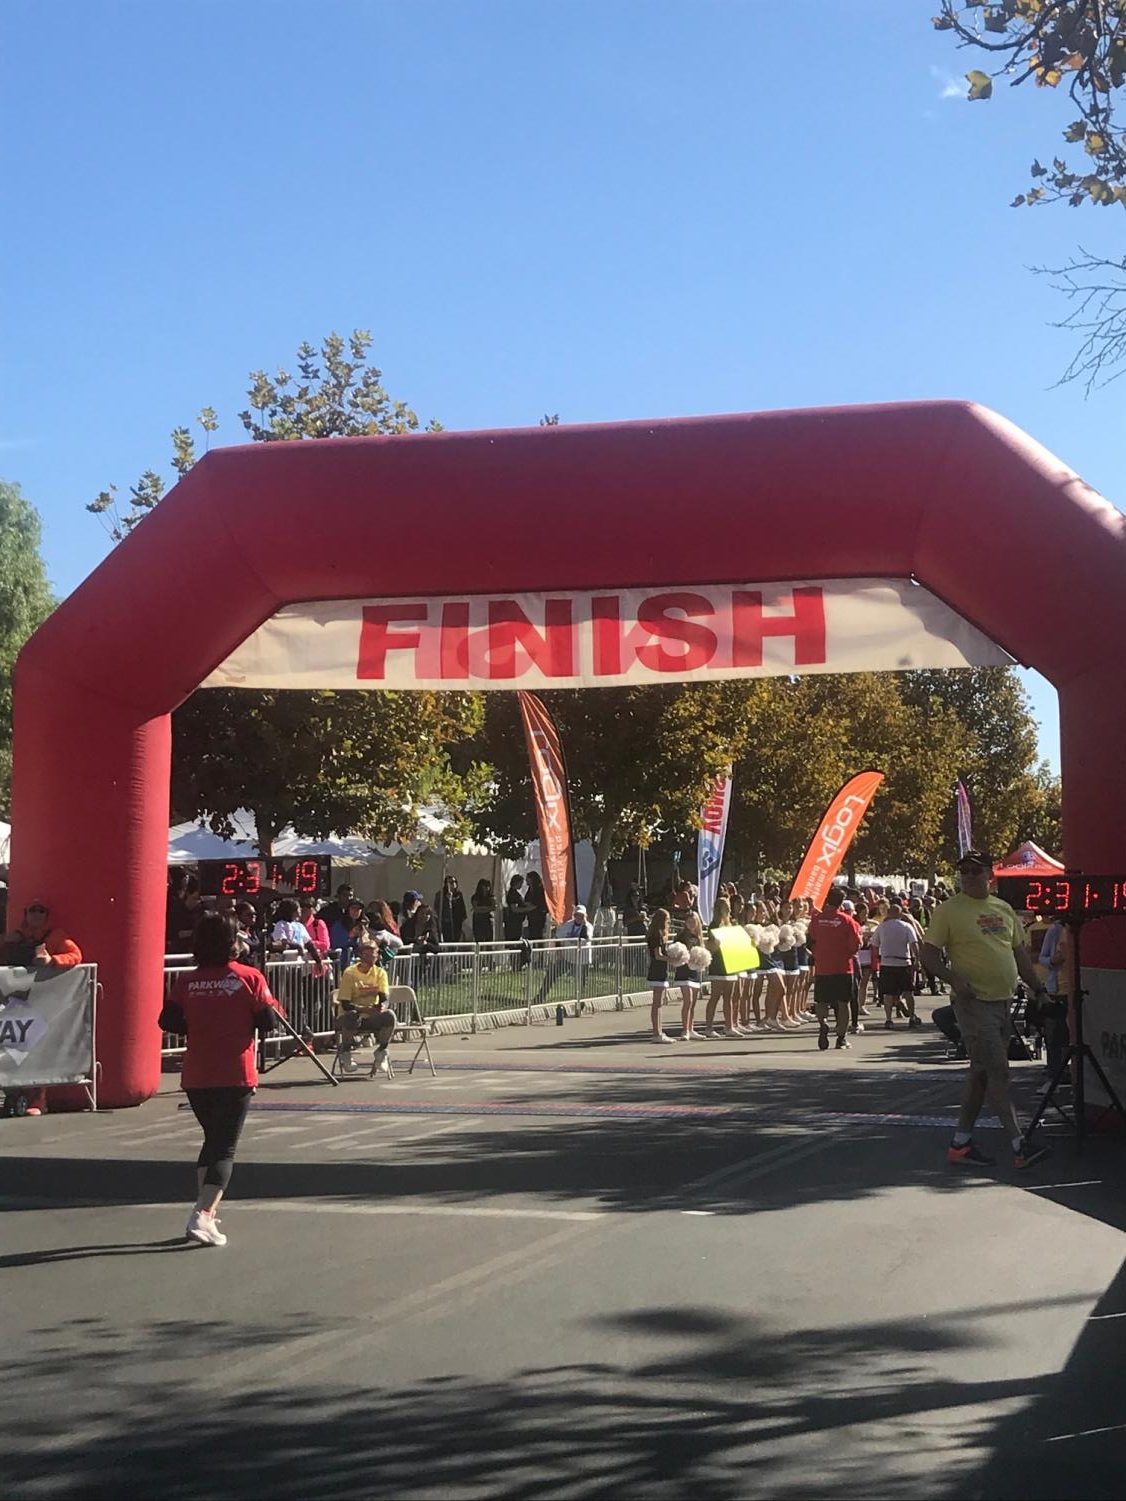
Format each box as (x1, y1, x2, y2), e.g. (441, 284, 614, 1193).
(574, 904, 587, 915)
(840, 900, 856, 913)
(956, 849, 994, 870)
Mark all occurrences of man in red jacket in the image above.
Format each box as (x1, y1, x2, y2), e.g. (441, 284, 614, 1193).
(2, 902, 83, 969)
(808, 886, 862, 1052)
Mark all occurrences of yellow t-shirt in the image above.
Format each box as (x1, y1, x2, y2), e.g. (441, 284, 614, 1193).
(924, 893, 1024, 1002)
(337, 962, 390, 1009)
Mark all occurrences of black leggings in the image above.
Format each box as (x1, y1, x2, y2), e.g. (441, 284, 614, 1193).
(186, 1087, 253, 1191)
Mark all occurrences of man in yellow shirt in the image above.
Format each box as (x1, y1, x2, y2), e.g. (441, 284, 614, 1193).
(921, 849, 1050, 1171)
(336, 942, 396, 1074)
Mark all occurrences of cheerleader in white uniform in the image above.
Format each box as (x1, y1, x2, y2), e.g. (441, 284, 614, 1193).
(737, 924, 765, 1031)
(672, 910, 709, 1040)
(792, 904, 814, 1015)
(755, 922, 792, 1031)
(647, 909, 673, 1043)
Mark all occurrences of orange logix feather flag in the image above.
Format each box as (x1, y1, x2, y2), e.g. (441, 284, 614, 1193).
(516, 690, 577, 925)
(789, 770, 884, 910)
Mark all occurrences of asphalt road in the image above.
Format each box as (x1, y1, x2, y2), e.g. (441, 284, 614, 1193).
(3, 1002, 1125, 1499)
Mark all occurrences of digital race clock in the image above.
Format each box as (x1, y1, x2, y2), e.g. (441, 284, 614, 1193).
(196, 857, 332, 900)
(996, 875, 1126, 920)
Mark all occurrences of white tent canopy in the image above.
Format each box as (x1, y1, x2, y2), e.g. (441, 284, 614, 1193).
(167, 808, 490, 863)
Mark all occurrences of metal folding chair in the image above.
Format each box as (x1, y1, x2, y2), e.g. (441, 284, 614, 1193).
(387, 984, 437, 1077)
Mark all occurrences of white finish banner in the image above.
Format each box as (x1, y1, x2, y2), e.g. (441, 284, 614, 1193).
(204, 578, 1012, 692)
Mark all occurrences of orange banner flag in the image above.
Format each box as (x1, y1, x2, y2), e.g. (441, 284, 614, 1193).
(516, 691, 577, 925)
(789, 769, 884, 909)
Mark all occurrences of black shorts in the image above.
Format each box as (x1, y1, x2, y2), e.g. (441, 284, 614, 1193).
(877, 965, 913, 998)
(814, 973, 853, 1010)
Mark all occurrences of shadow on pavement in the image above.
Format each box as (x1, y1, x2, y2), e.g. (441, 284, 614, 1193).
(0, 1058, 1110, 1220)
(4, 1294, 1124, 1500)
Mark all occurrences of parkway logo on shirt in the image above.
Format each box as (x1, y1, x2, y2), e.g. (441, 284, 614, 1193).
(188, 974, 246, 996)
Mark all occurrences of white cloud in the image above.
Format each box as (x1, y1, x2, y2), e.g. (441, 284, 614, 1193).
(930, 65, 965, 101)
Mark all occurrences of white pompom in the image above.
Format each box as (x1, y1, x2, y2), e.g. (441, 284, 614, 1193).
(666, 941, 690, 968)
(757, 925, 779, 954)
(688, 944, 710, 971)
(744, 924, 764, 946)
(777, 923, 795, 950)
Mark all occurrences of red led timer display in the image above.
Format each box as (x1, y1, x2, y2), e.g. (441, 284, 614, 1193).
(996, 875, 1126, 919)
(196, 857, 330, 899)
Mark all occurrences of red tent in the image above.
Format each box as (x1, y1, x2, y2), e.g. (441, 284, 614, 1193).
(993, 841, 1065, 878)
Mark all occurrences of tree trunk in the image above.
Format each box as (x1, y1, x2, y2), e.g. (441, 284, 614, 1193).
(253, 807, 279, 858)
(586, 820, 617, 912)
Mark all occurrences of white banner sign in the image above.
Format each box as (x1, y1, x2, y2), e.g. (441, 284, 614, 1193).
(0, 965, 95, 1090)
(204, 578, 1012, 692)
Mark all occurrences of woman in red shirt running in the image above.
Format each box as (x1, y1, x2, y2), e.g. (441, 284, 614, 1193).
(158, 912, 281, 1247)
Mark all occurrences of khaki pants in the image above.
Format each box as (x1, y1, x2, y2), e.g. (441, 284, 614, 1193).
(953, 996, 1021, 1139)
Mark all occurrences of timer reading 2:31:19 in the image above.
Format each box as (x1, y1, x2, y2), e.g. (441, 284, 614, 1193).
(196, 857, 331, 899)
(996, 875, 1126, 919)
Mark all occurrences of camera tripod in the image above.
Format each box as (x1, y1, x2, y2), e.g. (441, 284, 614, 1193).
(1024, 915, 1126, 1150)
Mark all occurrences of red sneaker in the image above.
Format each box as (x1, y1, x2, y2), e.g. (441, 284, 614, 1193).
(948, 1138, 995, 1166)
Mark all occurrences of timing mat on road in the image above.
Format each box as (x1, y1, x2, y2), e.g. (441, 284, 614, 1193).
(179, 1101, 999, 1128)
(421, 1059, 943, 1079)
(181, 1099, 737, 1120)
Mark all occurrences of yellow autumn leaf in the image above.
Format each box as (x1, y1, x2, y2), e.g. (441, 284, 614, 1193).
(966, 70, 993, 100)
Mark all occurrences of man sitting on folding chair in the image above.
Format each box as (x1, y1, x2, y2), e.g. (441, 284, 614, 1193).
(335, 941, 396, 1076)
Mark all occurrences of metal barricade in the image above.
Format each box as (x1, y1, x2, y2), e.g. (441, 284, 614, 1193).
(160, 934, 656, 1054)
(265, 955, 339, 1040)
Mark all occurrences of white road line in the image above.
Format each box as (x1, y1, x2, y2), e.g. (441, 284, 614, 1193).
(322, 1126, 399, 1151)
(391, 1118, 471, 1145)
(1045, 1421, 1126, 1443)
(232, 1199, 603, 1222)
(1087, 1311, 1126, 1321)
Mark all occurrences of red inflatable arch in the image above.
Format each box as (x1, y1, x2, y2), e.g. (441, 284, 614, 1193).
(11, 400, 1126, 1106)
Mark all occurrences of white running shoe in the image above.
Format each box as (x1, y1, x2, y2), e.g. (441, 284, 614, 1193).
(185, 1210, 227, 1247)
(653, 1032, 674, 1044)
(684, 1030, 704, 1040)
(766, 1019, 787, 1033)
(704, 1028, 723, 1039)
(374, 1048, 390, 1074)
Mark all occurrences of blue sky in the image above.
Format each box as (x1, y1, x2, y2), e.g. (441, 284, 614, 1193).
(5, 0, 1124, 770)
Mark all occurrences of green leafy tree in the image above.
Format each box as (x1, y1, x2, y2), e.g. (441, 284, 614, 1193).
(0, 481, 55, 815)
(172, 688, 488, 857)
(898, 666, 1047, 860)
(458, 684, 759, 908)
(934, 1, 1126, 207)
(725, 675, 965, 879)
(88, 332, 485, 855)
(933, 3, 1126, 386)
